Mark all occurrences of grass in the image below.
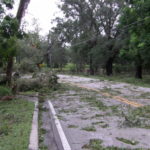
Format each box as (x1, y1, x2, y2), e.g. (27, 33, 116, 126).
(91, 121, 109, 128)
(92, 121, 105, 125)
(81, 96, 108, 111)
(81, 96, 120, 116)
(91, 114, 104, 119)
(19, 91, 38, 96)
(38, 93, 48, 150)
(80, 74, 150, 88)
(82, 126, 96, 132)
(68, 124, 78, 128)
(0, 86, 12, 97)
(101, 124, 109, 128)
(57, 83, 82, 93)
(123, 105, 150, 129)
(109, 105, 119, 114)
(0, 99, 34, 150)
(139, 92, 150, 99)
(130, 105, 150, 119)
(80, 116, 89, 120)
(116, 137, 139, 145)
(101, 87, 121, 96)
(57, 114, 66, 121)
(101, 75, 150, 88)
(59, 108, 78, 114)
(63, 73, 150, 88)
(82, 139, 142, 150)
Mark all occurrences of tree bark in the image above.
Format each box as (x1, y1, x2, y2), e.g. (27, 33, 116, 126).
(46, 50, 51, 68)
(5, 0, 31, 85)
(106, 58, 113, 76)
(135, 65, 142, 79)
(6, 57, 13, 86)
(16, 0, 30, 26)
(89, 55, 94, 75)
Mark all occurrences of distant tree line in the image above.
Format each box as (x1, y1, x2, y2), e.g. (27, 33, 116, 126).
(47, 0, 150, 79)
(0, 0, 149, 86)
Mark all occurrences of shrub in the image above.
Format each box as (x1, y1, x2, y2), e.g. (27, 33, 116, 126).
(0, 74, 7, 85)
(19, 59, 37, 73)
(0, 86, 12, 97)
(64, 63, 76, 73)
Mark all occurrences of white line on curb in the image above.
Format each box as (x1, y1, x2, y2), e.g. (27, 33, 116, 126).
(28, 101, 39, 150)
(48, 101, 72, 150)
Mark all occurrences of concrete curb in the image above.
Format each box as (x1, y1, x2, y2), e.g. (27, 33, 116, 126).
(48, 100, 72, 150)
(28, 101, 39, 150)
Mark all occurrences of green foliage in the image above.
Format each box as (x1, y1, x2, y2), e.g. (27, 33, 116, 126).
(48, 73, 59, 88)
(82, 126, 96, 132)
(2, 0, 14, 9)
(123, 105, 150, 129)
(0, 0, 14, 16)
(120, 0, 150, 70)
(0, 99, 34, 150)
(116, 137, 139, 145)
(0, 16, 19, 38)
(0, 15, 21, 68)
(53, 0, 125, 75)
(82, 139, 130, 150)
(18, 73, 59, 92)
(19, 59, 37, 73)
(64, 63, 76, 73)
(18, 78, 43, 92)
(0, 36, 18, 61)
(0, 86, 11, 97)
(81, 96, 108, 111)
(17, 32, 47, 72)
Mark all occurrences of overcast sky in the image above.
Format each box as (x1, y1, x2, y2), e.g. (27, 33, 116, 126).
(11, 0, 62, 36)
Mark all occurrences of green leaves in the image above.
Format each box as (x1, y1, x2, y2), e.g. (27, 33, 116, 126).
(0, 0, 14, 16)
(119, 0, 150, 70)
(2, 0, 14, 9)
(0, 16, 19, 38)
(0, 16, 19, 62)
(0, 36, 18, 60)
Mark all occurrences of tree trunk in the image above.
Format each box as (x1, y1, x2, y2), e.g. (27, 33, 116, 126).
(135, 65, 142, 79)
(46, 50, 51, 68)
(16, 0, 30, 26)
(89, 55, 94, 75)
(6, 57, 13, 86)
(106, 58, 113, 76)
(90, 65, 94, 75)
(5, 0, 31, 85)
(94, 65, 98, 75)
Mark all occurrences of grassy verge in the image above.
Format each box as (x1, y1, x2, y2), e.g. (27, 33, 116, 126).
(95, 75, 150, 88)
(0, 99, 34, 150)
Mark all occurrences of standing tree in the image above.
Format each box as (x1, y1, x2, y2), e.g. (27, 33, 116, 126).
(54, 0, 125, 75)
(46, 30, 67, 69)
(5, 0, 30, 85)
(120, 0, 150, 78)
